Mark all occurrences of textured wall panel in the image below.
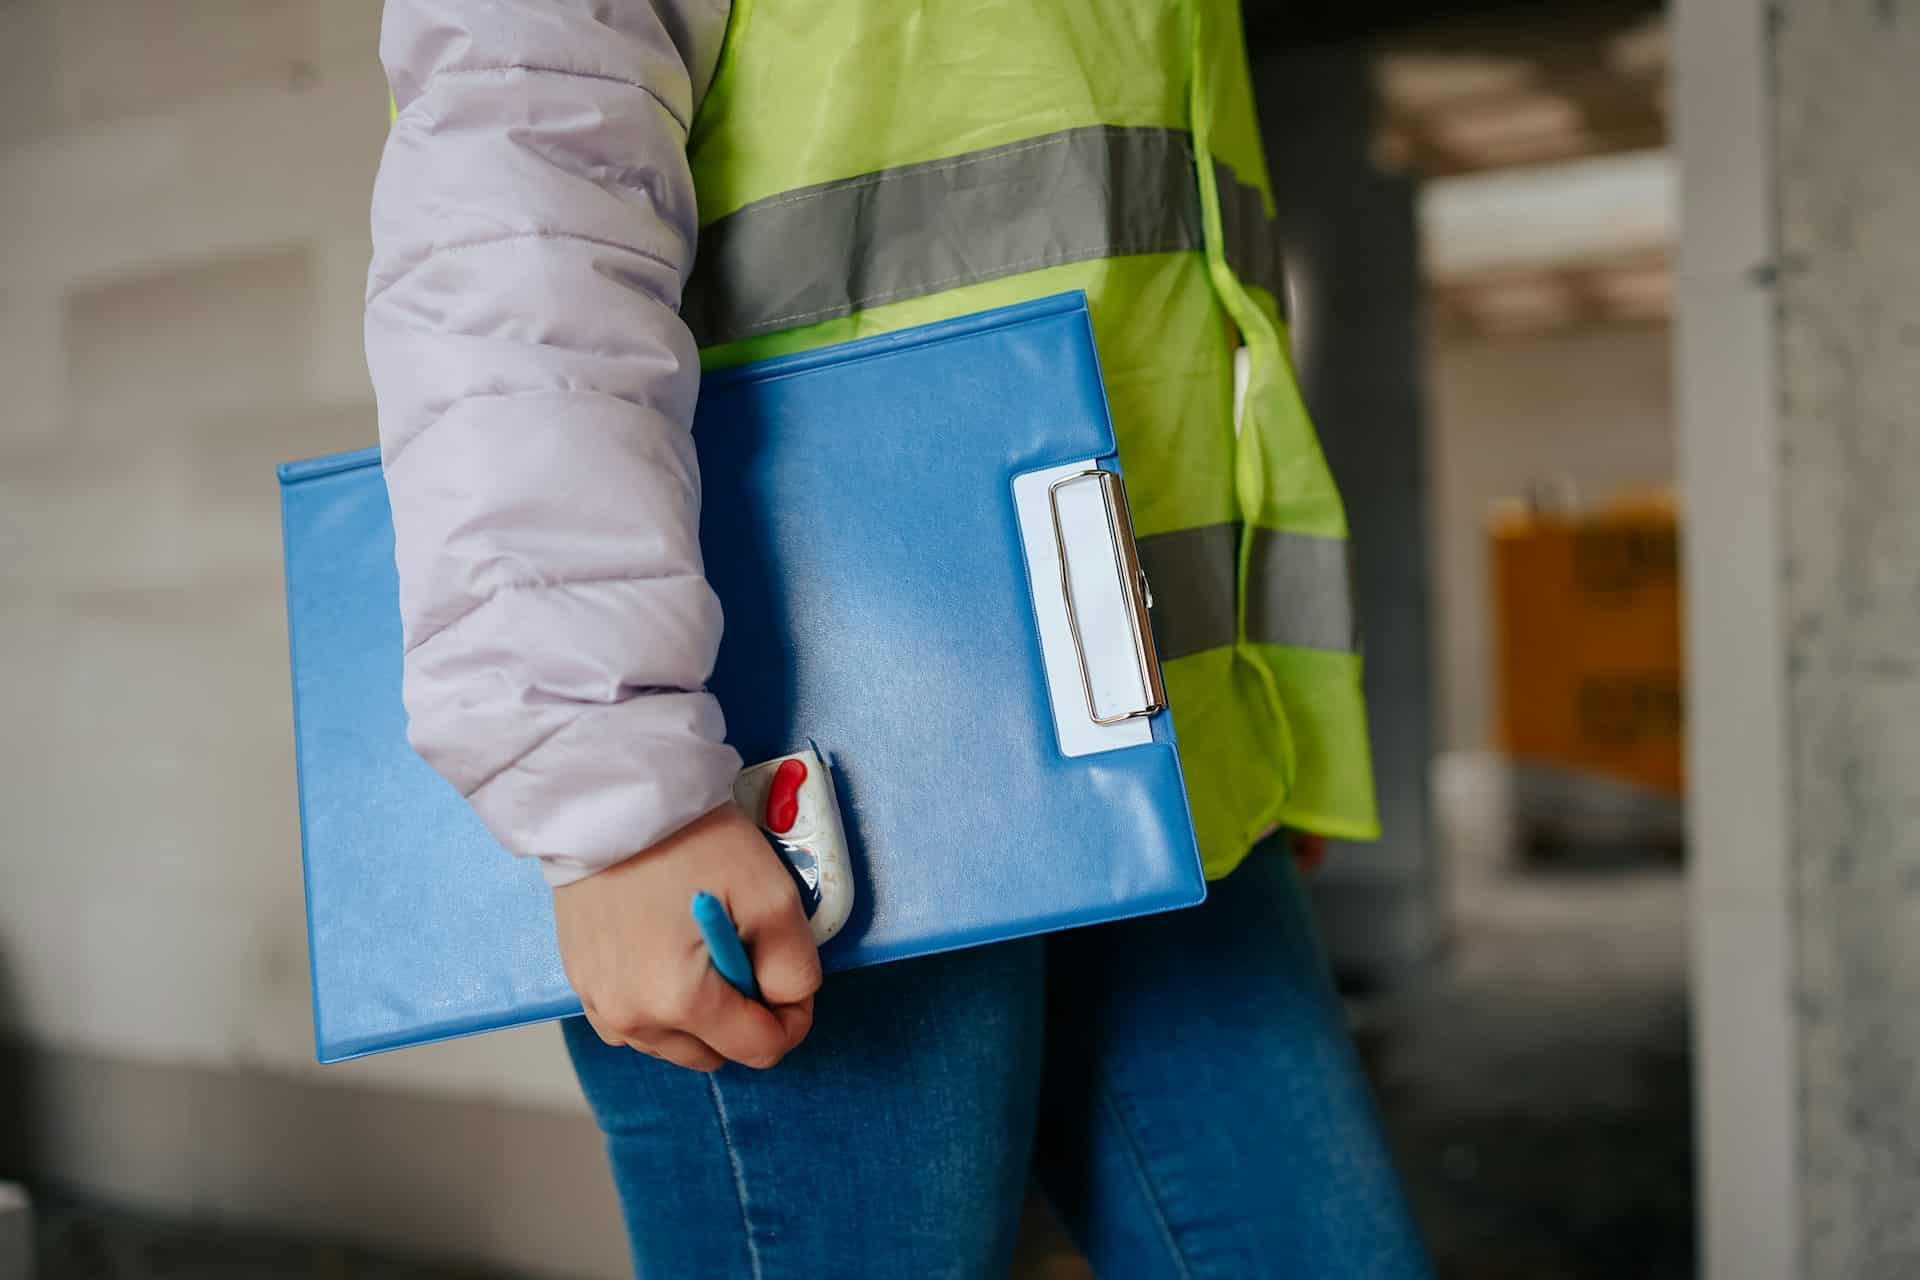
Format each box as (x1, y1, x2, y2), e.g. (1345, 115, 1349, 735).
(1775, 0, 1920, 1274)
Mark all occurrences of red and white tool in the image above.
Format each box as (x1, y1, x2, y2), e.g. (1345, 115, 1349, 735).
(733, 747, 855, 946)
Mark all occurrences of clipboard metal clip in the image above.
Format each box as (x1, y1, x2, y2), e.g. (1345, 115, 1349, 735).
(1047, 469, 1168, 726)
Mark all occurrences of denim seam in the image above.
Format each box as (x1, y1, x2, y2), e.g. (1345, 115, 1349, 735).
(705, 1074, 765, 1280)
(1094, 1065, 1198, 1280)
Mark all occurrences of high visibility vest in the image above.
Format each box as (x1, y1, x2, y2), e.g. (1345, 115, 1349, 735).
(682, 0, 1378, 878)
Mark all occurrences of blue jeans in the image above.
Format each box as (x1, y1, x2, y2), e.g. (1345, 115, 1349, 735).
(565, 848, 1431, 1278)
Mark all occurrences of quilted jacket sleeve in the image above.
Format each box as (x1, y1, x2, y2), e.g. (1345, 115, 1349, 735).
(366, 0, 738, 887)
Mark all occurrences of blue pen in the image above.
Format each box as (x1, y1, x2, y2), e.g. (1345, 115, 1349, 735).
(691, 892, 762, 1002)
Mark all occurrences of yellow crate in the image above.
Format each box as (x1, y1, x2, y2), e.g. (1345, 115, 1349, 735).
(1491, 493, 1683, 796)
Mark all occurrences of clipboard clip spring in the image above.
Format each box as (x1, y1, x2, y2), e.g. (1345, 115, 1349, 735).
(1047, 469, 1168, 726)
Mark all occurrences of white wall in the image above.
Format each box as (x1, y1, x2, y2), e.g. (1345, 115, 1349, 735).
(1670, 0, 1801, 1274)
(0, 0, 583, 1111)
(1425, 321, 1676, 752)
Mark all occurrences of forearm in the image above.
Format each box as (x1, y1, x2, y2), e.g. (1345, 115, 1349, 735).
(367, 0, 739, 884)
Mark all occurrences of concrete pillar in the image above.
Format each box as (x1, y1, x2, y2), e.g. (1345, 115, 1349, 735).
(1251, 43, 1443, 983)
(1678, 1, 1920, 1275)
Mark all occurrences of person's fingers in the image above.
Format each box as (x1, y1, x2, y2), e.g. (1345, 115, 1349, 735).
(631, 1029, 726, 1073)
(742, 890, 824, 1008)
(682, 971, 794, 1069)
(771, 995, 814, 1051)
(584, 1009, 627, 1049)
(583, 995, 726, 1072)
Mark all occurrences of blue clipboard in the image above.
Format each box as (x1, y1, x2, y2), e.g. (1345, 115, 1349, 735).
(279, 292, 1204, 1062)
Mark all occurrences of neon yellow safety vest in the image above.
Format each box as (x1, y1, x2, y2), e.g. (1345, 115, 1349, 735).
(680, 0, 1379, 877)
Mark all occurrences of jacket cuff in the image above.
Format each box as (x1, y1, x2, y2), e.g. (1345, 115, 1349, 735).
(457, 690, 743, 888)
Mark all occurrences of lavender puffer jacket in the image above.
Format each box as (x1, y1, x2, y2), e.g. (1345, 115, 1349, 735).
(365, 0, 737, 886)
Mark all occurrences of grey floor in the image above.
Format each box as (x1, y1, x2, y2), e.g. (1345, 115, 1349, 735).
(25, 1188, 501, 1279)
(24, 848, 1693, 1280)
(1361, 855, 1694, 1279)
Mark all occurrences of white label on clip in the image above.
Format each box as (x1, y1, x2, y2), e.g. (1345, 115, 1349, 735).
(1013, 461, 1155, 758)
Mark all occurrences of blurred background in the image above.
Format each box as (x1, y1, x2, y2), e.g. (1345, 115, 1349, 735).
(1, 0, 1912, 1276)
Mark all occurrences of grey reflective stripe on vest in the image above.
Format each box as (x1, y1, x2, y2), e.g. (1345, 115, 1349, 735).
(685, 125, 1284, 347)
(1213, 162, 1287, 309)
(685, 126, 1322, 656)
(1138, 524, 1357, 658)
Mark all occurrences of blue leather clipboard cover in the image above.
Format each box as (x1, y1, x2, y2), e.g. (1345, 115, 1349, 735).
(280, 292, 1204, 1062)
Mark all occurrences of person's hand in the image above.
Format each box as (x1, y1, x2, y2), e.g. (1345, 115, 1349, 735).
(552, 804, 821, 1071)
